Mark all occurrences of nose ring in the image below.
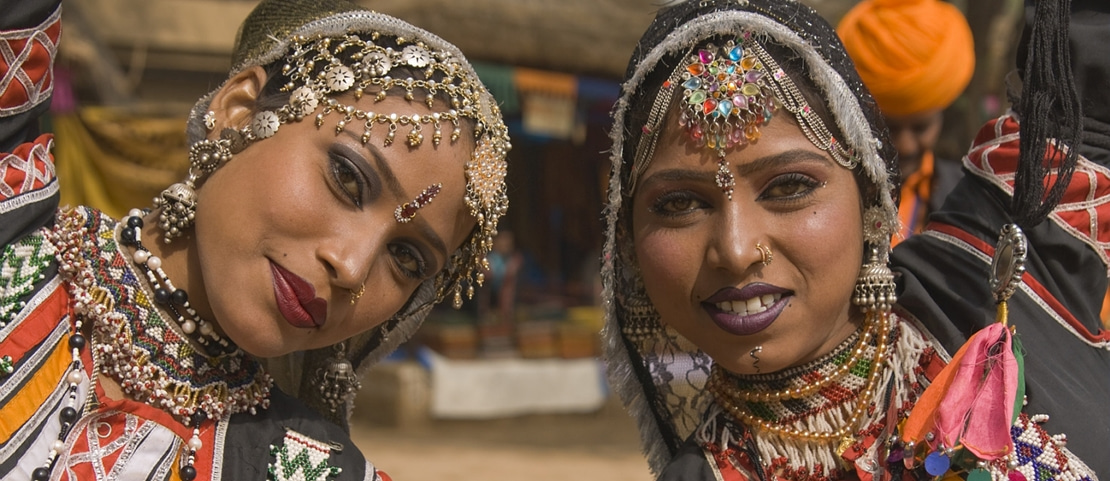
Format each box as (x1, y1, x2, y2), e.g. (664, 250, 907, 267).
(350, 283, 365, 305)
(756, 242, 773, 266)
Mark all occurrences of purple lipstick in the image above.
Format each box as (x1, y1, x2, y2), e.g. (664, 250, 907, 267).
(701, 283, 790, 336)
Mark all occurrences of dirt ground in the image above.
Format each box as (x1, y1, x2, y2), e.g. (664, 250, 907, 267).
(349, 398, 654, 480)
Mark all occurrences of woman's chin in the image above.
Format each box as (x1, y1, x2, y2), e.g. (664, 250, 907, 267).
(221, 330, 299, 359)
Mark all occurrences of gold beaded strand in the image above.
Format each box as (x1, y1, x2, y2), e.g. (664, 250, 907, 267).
(708, 311, 892, 443)
(717, 313, 880, 403)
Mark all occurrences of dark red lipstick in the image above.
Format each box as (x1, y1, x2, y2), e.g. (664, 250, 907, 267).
(701, 283, 790, 336)
(270, 261, 327, 329)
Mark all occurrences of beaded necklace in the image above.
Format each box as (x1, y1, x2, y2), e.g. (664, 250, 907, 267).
(119, 211, 237, 357)
(47, 206, 273, 480)
(719, 313, 878, 404)
(7, 229, 92, 481)
(707, 311, 890, 443)
(699, 313, 935, 481)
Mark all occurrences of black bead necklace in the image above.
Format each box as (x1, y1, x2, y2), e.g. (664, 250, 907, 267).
(30, 324, 87, 481)
(118, 212, 238, 357)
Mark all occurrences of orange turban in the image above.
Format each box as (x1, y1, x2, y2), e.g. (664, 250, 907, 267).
(837, 0, 975, 117)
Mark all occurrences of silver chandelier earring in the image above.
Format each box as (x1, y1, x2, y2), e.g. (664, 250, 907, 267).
(852, 246, 897, 314)
(314, 342, 362, 414)
(153, 128, 251, 243)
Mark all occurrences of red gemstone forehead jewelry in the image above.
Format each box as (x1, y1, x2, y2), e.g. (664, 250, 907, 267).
(395, 183, 443, 223)
(679, 38, 780, 200)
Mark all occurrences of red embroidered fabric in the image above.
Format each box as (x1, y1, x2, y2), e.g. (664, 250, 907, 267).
(0, 133, 54, 202)
(0, 8, 60, 116)
(963, 112, 1110, 269)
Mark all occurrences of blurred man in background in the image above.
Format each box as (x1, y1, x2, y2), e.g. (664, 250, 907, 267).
(838, 0, 975, 245)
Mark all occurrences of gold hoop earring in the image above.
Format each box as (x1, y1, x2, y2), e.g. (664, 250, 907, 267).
(756, 242, 773, 266)
(349, 284, 365, 305)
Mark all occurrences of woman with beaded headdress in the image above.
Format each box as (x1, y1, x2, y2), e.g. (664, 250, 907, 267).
(603, 0, 1108, 479)
(0, 0, 509, 479)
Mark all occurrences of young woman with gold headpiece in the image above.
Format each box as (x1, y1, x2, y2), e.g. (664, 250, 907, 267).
(0, 0, 510, 479)
(603, 0, 1107, 479)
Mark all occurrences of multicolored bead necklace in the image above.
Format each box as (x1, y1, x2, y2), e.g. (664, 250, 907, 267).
(48, 207, 273, 480)
(719, 313, 880, 403)
(119, 210, 237, 357)
(22, 229, 90, 480)
(707, 310, 892, 443)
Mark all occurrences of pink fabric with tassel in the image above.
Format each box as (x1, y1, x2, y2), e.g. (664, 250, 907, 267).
(933, 323, 1017, 460)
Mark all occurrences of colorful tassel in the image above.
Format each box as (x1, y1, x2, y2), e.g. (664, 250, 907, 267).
(935, 323, 1017, 460)
(902, 323, 1019, 462)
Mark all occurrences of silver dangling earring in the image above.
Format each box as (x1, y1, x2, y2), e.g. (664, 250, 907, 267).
(622, 270, 665, 343)
(314, 342, 362, 414)
(152, 128, 251, 243)
(852, 246, 897, 314)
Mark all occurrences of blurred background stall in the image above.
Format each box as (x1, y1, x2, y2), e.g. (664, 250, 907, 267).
(52, 0, 1030, 478)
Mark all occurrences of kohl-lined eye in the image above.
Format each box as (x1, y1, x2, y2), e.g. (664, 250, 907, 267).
(650, 191, 709, 217)
(759, 173, 823, 201)
(388, 243, 428, 280)
(329, 153, 368, 207)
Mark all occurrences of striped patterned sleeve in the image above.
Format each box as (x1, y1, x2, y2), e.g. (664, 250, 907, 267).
(1, 0, 62, 245)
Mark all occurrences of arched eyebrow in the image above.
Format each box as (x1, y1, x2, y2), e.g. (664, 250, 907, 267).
(639, 168, 716, 188)
(639, 148, 832, 189)
(734, 148, 832, 177)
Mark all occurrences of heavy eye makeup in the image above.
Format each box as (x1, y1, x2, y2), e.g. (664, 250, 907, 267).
(757, 172, 825, 203)
(388, 241, 431, 280)
(647, 190, 711, 218)
(327, 144, 377, 207)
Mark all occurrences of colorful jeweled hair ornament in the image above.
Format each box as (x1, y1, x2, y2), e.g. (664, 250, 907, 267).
(634, 31, 856, 200)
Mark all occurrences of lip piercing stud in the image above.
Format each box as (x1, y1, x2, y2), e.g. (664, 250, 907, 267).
(750, 346, 763, 373)
(756, 242, 773, 266)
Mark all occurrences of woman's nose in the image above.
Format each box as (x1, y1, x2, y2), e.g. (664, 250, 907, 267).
(705, 207, 766, 275)
(317, 226, 381, 290)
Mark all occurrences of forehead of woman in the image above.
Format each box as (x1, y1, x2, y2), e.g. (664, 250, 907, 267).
(615, 2, 897, 202)
(330, 93, 478, 247)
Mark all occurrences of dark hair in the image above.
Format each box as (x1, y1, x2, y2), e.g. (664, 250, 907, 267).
(1011, 0, 1083, 229)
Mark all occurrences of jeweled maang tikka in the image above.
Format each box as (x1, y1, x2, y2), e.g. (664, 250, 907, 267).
(630, 32, 856, 200)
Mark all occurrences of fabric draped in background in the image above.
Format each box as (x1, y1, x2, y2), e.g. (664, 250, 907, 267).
(53, 106, 188, 219)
